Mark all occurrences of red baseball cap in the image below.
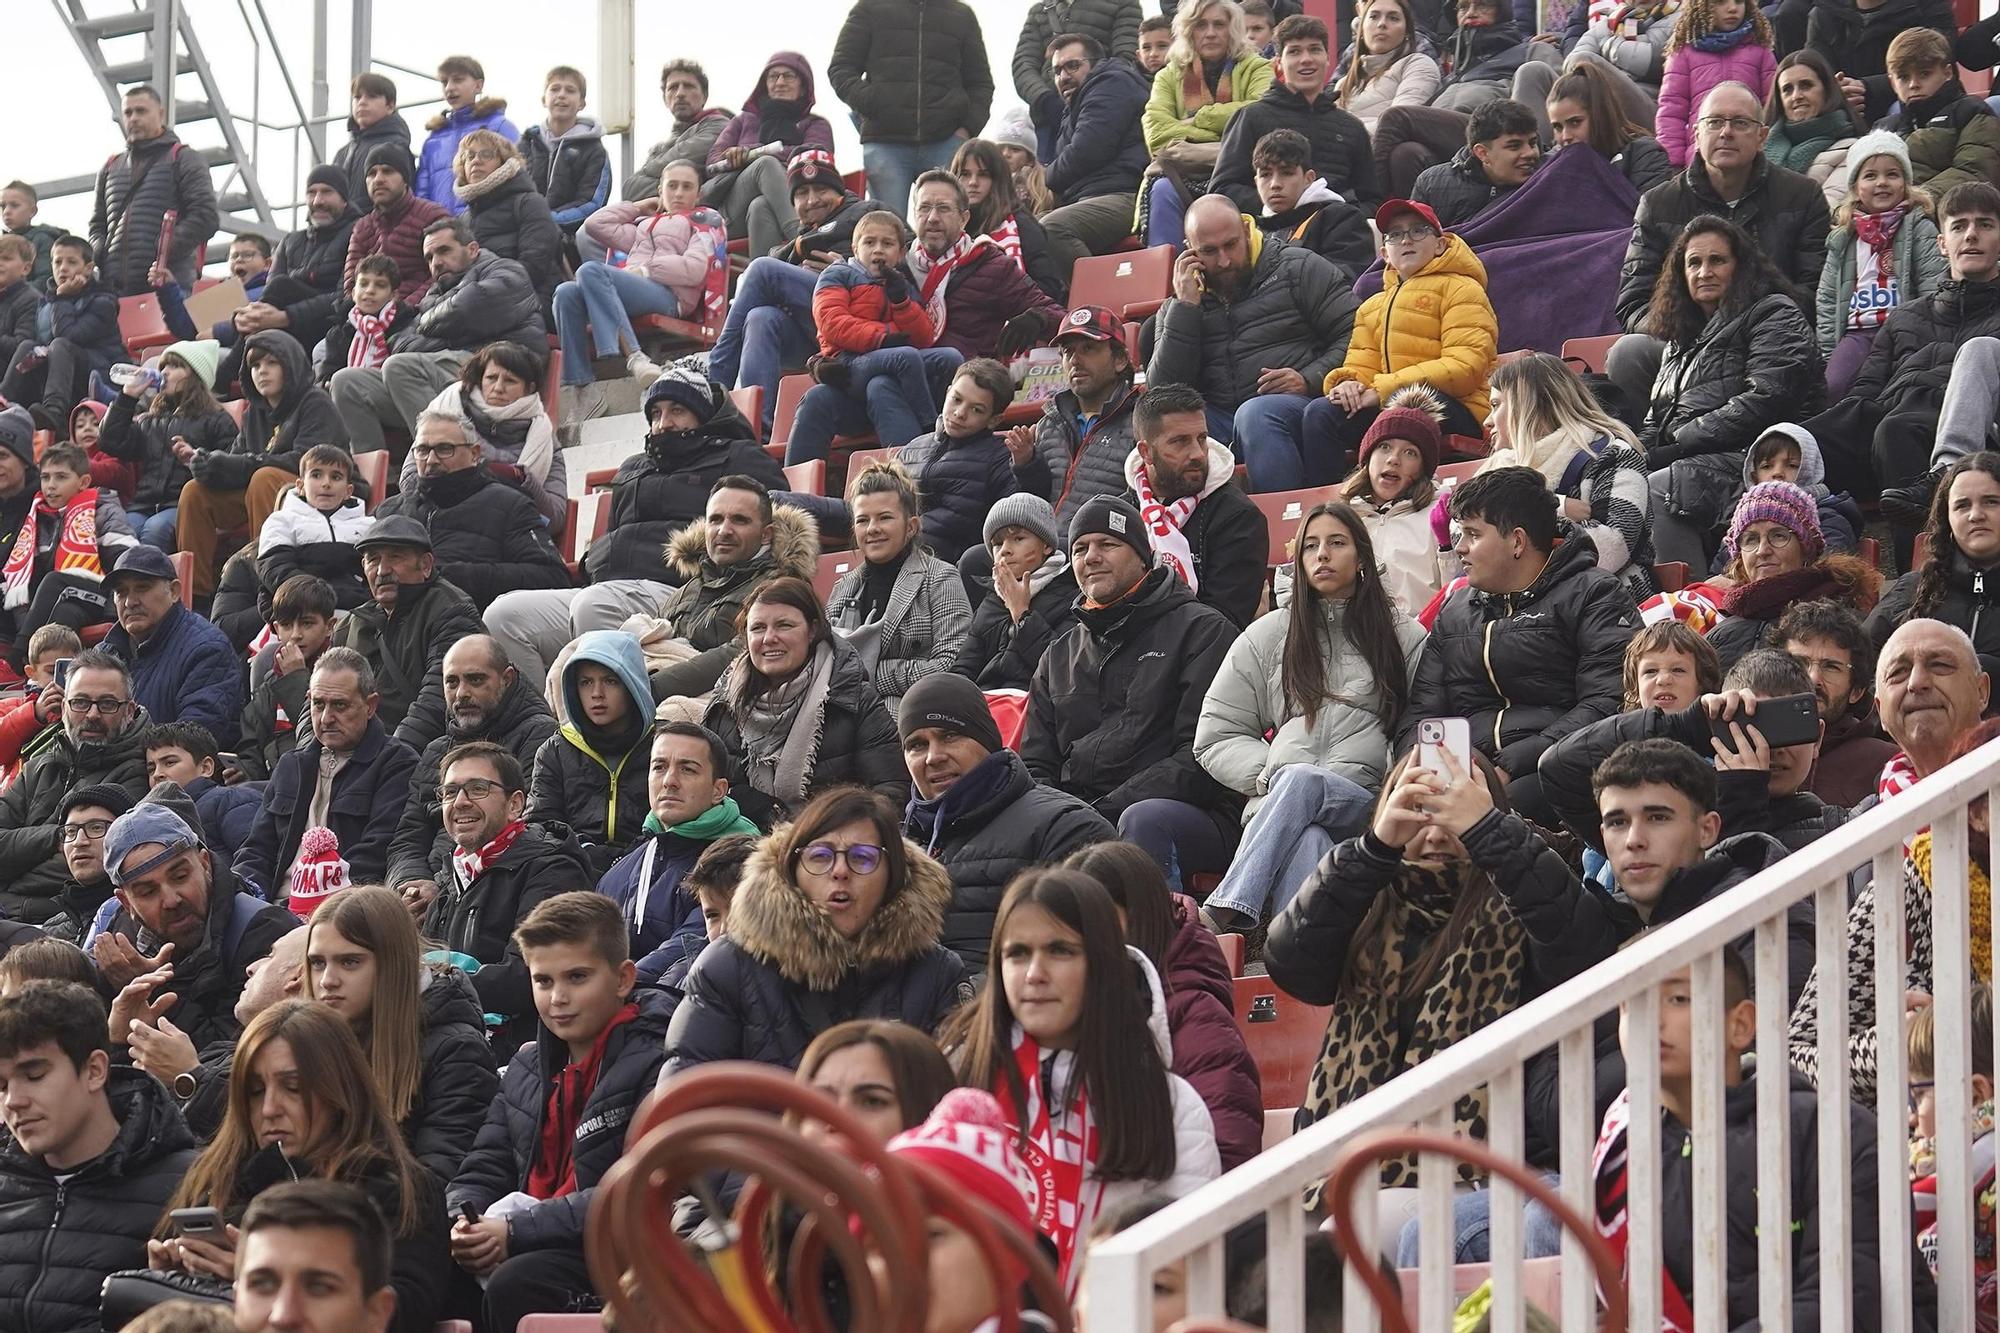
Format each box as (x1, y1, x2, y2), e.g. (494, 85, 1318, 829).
(1053, 304, 1121, 344)
(1374, 198, 1443, 235)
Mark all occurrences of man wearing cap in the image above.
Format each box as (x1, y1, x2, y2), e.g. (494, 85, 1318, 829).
(1148, 193, 1357, 455)
(707, 151, 884, 438)
(236, 646, 417, 912)
(0, 649, 151, 919)
(372, 412, 567, 612)
(100, 545, 243, 750)
(1124, 381, 1268, 630)
(1037, 34, 1150, 277)
(484, 371, 787, 685)
(324, 514, 484, 754)
(41, 783, 135, 943)
(1022, 495, 1242, 880)
(227, 165, 364, 361)
(997, 305, 1144, 542)
(342, 143, 451, 305)
(899, 673, 1112, 975)
(90, 800, 298, 1053)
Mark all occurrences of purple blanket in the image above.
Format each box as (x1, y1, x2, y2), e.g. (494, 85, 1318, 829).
(1355, 147, 1639, 355)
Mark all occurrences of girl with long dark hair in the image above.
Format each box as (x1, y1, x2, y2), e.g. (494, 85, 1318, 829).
(1763, 50, 1860, 192)
(1546, 61, 1671, 192)
(1867, 451, 2000, 667)
(950, 138, 1066, 300)
(1333, 0, 1440, 132)
(1195, 502, 1425, 932)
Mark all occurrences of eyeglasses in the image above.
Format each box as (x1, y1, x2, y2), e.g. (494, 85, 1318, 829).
(1383, 227, 1437, 244)
(797, 842, 884, 876)
(440, 778, 507, 801)
(1909, 1079, 1936, 1114)
(1052, 58, 1089, 75)
(60, 819, 112, 842)
(465, 150, 503, 165)
(410, 443, 466, 461)
(1737, 528, 1797, 552)
(1698, 115, 1762, 134)
(65, 695, 130, 714)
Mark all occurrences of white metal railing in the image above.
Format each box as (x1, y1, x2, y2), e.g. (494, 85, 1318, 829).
(1084, 738, 2000, 1333)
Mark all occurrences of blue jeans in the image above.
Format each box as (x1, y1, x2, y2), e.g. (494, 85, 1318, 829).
(1204, 404, 1238, 448)
(1395, 1179, 1568, 1264)
(1118, 798, 1237, 883)
(1206, 765, 1374, 924)
(710, 258, 819, 432)
(1235, 394, 1319, 492)
(1146, 176, 1190, 249)
(861, 135, 966, 216)
(786, 346, 964, 463)
(129, 506, 179, 551)
(553, 261, 686, 380)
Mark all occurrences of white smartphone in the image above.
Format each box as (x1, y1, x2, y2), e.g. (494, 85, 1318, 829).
(1416, 718, 1472, 777)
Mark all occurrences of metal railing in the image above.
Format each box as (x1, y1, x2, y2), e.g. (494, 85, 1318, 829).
(1083, 739, 2000, 1332)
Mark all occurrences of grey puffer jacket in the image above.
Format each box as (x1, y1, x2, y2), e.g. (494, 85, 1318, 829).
(392, 247, 545, 356)
(1643, 292, 1823, 468)
(1149, 241, 1358, 412)
(1029, 379, 1142, 532)
(825, 548, 974, 702)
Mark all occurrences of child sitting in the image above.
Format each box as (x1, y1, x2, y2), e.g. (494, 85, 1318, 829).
(1655, 0, 1776, 168)
(68, 401, 132, 507)
(1250, 129, 1374, 283)
(0, 181, 64, 286)
(1911, 983, 1996, 1324)
(256, 444, 373, 622)
(1295, 199, 1496, 494)
(647, 831, 755, 992)
(1882, 27, 2000, 204)
(317, 254, 414, 385)
(96, 339, 238, 552)
(446, 892, 670, 1331)
(788, 210, 960, 464)
(1726, 426, 1862, 566)
(416, 341, 565, 530)
(0, 236, 125, 437)
(952, 493, 1080, 692)
(1333, 389, 1448, 617)
(0, 623, 79, 785)
(1818, 132, 1946, 399)
(1622, 618, 1723, 713)
(143, 720, 260, 858)
(893, 358, 1024, 564)
(0, 235, 37, 372)
(1, 440, 137, 657)
(234, 574, 337, 783)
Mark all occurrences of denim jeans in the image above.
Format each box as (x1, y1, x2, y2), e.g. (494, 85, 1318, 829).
(553, 261, 686, 380)
(1394, 1178, 1568, 1265)
(1117, 797, 1237, 883)
(709, 258, 820, 433)
(129, 506, 180, 551)
(1205, 765, 1375, 924)
(861, 136, 967, 217)
(1146, 175, 1190, 249)
(786, 345, 964, 463)
(1236, 394, 1320, 492)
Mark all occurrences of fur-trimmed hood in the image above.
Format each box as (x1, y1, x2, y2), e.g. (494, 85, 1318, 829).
(664, 501, 819, 582)
(725, 828, 954, 991)
(427, 96, 510, 133)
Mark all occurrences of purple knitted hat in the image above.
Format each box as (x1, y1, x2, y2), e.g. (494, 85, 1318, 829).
(1724, 480, 1823, 564)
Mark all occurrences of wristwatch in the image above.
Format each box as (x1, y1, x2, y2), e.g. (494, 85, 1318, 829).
(172, 1070, 200, 1103)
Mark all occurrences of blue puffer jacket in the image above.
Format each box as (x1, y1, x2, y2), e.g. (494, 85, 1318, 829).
(35, 276, 125, 369)
(189, 775, 261, 858)
(415, 97, 520, 213)
(595, 797, 760, 986)
(103, 602, 246, 751)
(1047, 55, 1151, 206)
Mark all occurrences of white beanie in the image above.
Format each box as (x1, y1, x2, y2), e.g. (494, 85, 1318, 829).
(1842, 130, 1914, 193)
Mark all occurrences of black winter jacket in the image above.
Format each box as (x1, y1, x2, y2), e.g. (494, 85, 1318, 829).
(952, 564, 1080, 689)
(331, 575, 487, 754)
(898, 423, 1023, 565)
(387, 679, 560, 891)
(1616, 155, 1831, 332)
(904, 749, 1115, 972)
(768, 191, 884, 264)
(1809, 0, 1958, 123)
(1022, 567, 1243, 823)
(518, 122, 612, 234)
(586, 396, 787, 585)
(268, 201, 363, 335)
(1030, 379, 1141, 531)
(192, 331, 350, 492)
(1603, 135, 1674, 195)
(89, 130, 219, 293)
(407, 967, 501, 1184)
(1150, 241, 1358, 412)
(828, 0, 997, 145)
(422, 820, 595, 1028)
(663, 833, 969, 1076)
(235, 659, 310, 785)
(463, 167, 564, 311)
(0, 280, 37, 353)
(1868, 552, 2000, 678)
(1643, 293, 1822, 468)
(1843, 276, 2000, 418)
(231, 715, 421, 901)
(374, 465, 568, 610)
(1438, 20, 1530, 91)
(1398, 535, 1640, 776)
(391, 248, 545, 357)
(98, 390, 238, 510)
(331, 110, 414, 205)
(1212, 84, 1379, 215)
(1012, 0, 1142, 118)
(0, 1067, 198, 1333)
(1259, 197, 1377, 283)
(1139, 458, 1271, 630)
(527, 723, 654, 879)
(1411, 147, 1522, 229)
(0, 715, 152, 918)
(447, 988, 672, 1254)
(1047, 56, 1152, 206)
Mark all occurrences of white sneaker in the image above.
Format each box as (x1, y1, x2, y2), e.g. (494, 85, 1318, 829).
(627, 350, 663, 390)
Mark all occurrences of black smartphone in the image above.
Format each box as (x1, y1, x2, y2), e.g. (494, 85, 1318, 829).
(458, 1203, 480, 1226)
(1708, 692, 1820, 750)
(52, 657, 71, 688)
(170, 1206, 224, 1238)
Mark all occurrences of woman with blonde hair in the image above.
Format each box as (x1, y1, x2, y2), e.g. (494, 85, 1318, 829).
(1140, 0, 1273, 246)
(452, 128, 564, 310)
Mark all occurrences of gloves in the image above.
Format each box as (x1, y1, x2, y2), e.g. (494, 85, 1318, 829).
(996, 310, 1050, 358)
(878, 332, 910, 348)
(880, 270, 911, 304)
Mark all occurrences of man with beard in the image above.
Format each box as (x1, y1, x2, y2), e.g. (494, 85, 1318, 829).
(1122, 382, 1268, 630)
(624, 60, 734, 204)
(0, 650, 152, 920)
(226, 165, 363, 362)
(1775, 599, 1896, 807)
(389, 634, 558, 923)
(341, 143, 450, 305)
(88, 85, 218, 295)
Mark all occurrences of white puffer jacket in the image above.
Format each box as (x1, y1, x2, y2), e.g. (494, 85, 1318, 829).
(1334, 51, 1444, 134)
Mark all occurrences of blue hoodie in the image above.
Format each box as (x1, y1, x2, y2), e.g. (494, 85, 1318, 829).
(527, 630, 656, 875)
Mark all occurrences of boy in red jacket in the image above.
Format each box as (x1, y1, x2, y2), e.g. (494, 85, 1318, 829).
(0, 623, 80, 787)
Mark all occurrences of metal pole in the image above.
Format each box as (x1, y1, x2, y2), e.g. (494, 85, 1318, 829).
(154, 0, 178, 122)
(309, 0, 329, 161)
(350, 0, 372, 83)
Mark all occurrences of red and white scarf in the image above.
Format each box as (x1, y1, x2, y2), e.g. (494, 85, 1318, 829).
(451, 818, 527, 886)
(995, 1030, 1100, 1295)
(1132, 461, 1201, 595)
(1880, 750, 1920, 802)
(985, 213, 1024, 275)
(3, 488, 102, 611)
(345, 300, 400, 370)
(1592, 1088, 1697, 1332)
(907, 233, 977, 339)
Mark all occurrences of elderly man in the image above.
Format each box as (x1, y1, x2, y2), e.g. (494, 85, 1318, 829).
(331, 216, 543, 454)
(1870, 616, 1992, 807)
(388, 634, 558, 920)
(1606, 82, 1832, 408)
(327, 515, 485, 753)
(101, 546, 242, 749)
(234, 647, 419, 910)
(1148, 193, 1358, 454)
(372, 412, 567, 611)
(89, 84, 218, 295)
(90, 800, 298, 1052)
(0, 649, 151, 918)
(624, 60, 734, 203)
(898, 672, 1112, 974)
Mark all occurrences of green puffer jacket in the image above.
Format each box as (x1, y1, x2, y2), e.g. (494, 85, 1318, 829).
(1815, 210, 1949, 358)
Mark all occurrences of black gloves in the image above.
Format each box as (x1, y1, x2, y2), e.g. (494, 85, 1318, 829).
(996, 309, 1050, 358)
(880, 270, 912, 304)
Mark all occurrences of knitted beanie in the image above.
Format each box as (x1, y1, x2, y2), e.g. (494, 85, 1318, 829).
(1355, 384, 1447, 476)
(897, 671, 1005, 752)
(1066, 494, 1151, 565)
(1724, 480, 1824, 564)
(643, 365, 719, 429)
(364, 141, 417, 186)
(161, 340, 221, 390)
(286, 825, 351, 919)
(305, 163, 351, 199)
(887, 1088, 1038, 1236)
(787, 147, 842, 196)
(1842, 130, 1913, 192)
(989, 107, 1039, 158)
(0, 406, 33, 469)
(983, 492, 1061, 553)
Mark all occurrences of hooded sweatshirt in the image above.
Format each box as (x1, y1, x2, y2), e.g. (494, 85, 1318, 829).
(528, 629, 656, 875)
(190, 330, 348, 492)
(707, 53, 836, 168)
(517, 116, 611, 232)
(1727, 424, 1863, 564)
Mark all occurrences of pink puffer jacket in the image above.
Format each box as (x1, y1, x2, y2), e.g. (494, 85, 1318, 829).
(1656, 38, 1777, 167)
(580, 202, 712, 317)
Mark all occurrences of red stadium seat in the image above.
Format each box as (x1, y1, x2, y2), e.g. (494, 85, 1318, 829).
(583, 466, 618, 492)
(813, 550, 861, 603)
(1560, 334, 1619, 373)
(783, 460, 825, 496)
(566, 490, 611, 579)
(222, 398, 248, 428)
(1069, 245, 1175, 321)
(117, 293, 174, 354)
(727, 385, 764, 438)
(1653, 561, 1689, 592)
(1436, 459, 1482, 487)
(1216, 932, 1245, 976)
(1232, 976, 1332, 1110)
(1250, 488, 1336, 566)
(769, 373, 874, 456)
(351, 449, 390, 514)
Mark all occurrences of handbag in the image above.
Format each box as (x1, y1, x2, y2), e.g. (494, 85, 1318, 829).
(100, 1267, 234, 1329)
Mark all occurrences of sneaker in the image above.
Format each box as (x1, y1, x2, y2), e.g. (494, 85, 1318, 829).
(627, 350, 663, 391)
(560, 381, 609, 427)
(1881, 469, 1943, 528)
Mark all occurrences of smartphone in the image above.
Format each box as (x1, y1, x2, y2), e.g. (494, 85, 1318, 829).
(170, 1206, 225, 1238)
(1416, 718, 1472, 777)
(1708, 692, 1820, 750)
(458, 1203, 481, 1226)
(52, 657, 71, 689)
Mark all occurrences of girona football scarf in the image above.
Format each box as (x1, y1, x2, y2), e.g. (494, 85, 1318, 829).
(451, 818, 526, 887)
(996, 1029, 1099, 1293)
(3, 489, 102, 610)
(1592, 1088, 1697, 1331)
(1132, 461, 1201, 594)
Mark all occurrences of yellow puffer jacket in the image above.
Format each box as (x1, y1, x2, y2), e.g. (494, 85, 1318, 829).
(1322, 234, 1497, 422)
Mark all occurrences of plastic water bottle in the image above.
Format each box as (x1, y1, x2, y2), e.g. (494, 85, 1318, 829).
(108, 363, 161, 391)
